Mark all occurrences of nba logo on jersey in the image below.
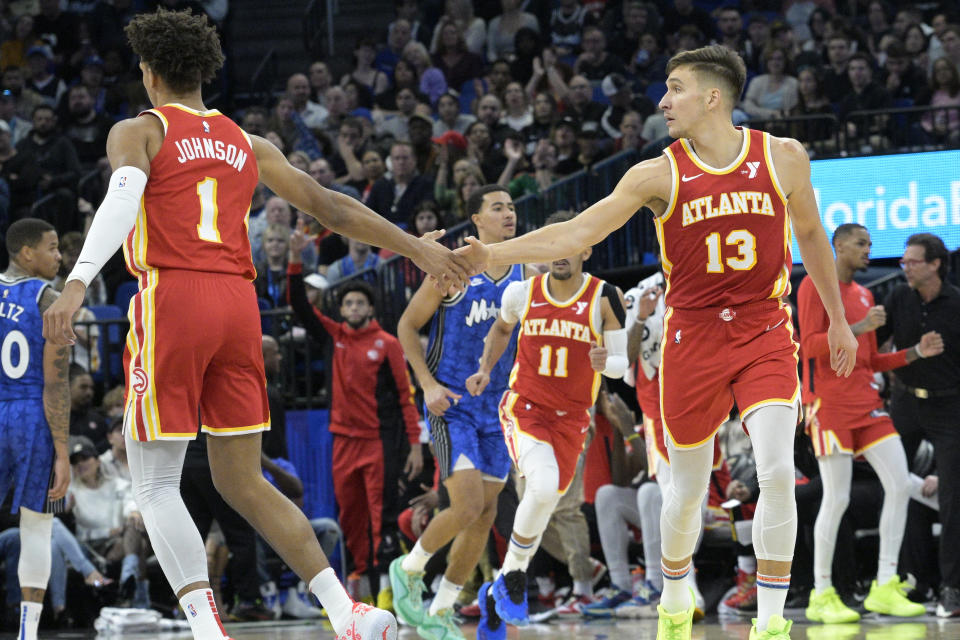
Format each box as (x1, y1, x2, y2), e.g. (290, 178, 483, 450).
(674, 329, 682, 344)
(187, 604, 198, 617)
(202, 121, 210, 134)
(118, 176, 126, 188)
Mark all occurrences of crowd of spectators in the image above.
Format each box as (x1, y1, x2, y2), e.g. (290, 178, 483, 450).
(1, 0, 959, 632)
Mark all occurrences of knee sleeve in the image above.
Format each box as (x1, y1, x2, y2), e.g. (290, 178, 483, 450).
(660, 441, 713, 562)
(748, 405, 799, 563)
(513, 443, 561, 539)
(18, 509, 53, 590)
(127, 430, 208, 593)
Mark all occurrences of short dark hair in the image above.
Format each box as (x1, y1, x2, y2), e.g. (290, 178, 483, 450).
(5, 218, 54, 256)
(544, 210, 577, 226)
(666, 44, 747, 106)
(125, 8, 225, 94)
(32, 104, 54, 118)
(906, 233, 949, 280)
(69, 363, 89, 382)
(847, 51, 874, 68)
(465, 185, 509, 218)
(831, 222, 867, 247)
(338, 280, 376, 307)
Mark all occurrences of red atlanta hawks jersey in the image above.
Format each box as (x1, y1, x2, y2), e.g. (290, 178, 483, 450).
(656, 128, 792, 310)
(509, 274, 605, 412)
(124, 104, 259, 281)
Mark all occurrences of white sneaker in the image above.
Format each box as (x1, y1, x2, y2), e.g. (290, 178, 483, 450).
(260, 581, 282, 620)
(283, 583, 324, 619)
(337, 602, 397, 640)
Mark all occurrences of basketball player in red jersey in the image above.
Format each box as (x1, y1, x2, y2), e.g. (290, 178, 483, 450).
(465, 210, 629, 631)
(798, 223, 941, 624)
(457, 45, 858, 640)
(41, 10, 469, 640)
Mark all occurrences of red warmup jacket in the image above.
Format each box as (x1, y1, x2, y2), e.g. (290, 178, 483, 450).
(287, 263, 420, 443)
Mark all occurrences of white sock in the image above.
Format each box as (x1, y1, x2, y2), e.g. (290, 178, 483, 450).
(756, 573, 790, 630)
(738, 556, 757, 574)
(428, 577, 463, 616)
(310, 568, 354, 636)
(573, 580, 592, 597)
(535, 576, 554, 596)
(379, 573, 390, 591)
(179, 588, 230, 640)
(502, 534, 537, 573)
(19, 601, 42, 640)
(401, 539, 432, 574)
(660, 561, 692, 613)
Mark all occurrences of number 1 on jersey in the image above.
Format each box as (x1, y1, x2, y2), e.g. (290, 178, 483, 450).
(196, 178, 222, 243)
(537, 345, 569, 378)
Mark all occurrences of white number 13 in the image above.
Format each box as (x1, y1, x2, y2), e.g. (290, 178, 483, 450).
(705, 229, 757, 273)
(196, 178, 221, 243)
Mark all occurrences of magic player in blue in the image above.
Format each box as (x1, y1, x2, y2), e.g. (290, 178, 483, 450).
(0, 218, 71, 640)
(391, 185, 530, 640)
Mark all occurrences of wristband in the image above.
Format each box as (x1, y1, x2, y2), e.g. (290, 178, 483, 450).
(914, 344, 927, 359)
(624, 432, 640, 443)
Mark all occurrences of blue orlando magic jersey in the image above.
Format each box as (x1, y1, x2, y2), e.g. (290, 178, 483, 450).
(426, 264, 524, 393)
(0, 276, 49, 401)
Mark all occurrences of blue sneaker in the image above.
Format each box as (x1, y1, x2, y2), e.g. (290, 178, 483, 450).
(477, 582, 505, 640)
(492, 571, 528, 626)
(582, 589, 633, 618)
(634, 579, 662, 605)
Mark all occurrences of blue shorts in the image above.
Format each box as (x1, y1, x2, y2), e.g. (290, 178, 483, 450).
(0, 398, 55, 514)
(426, 389, 510, 481)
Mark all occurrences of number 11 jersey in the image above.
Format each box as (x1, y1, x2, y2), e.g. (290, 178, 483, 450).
(656, 127, 792, 310)
(125, 104, 259, 281)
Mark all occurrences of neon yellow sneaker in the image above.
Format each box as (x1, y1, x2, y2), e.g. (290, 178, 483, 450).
(864, 577, 926, 617)
(656, 590, 694, 640)
(749, 614, 793, 639)
(805, 586, 861, 623)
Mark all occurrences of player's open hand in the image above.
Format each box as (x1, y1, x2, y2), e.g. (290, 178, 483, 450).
(589, 342, 607, 372)
(465, 370, 490, 397)
(42, 280, 85, 345)
(455, 236, 492, 276)
(412, 233, 471, 293)
(48, 453, 70, 501)
(424, 383, 462, 415)
(919, 331, 944, 358)
(827, 319, 858, 377)
(404, 445, 423, 480)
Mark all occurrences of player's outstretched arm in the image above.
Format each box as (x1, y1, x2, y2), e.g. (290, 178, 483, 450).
(458, 158, 669, 272)
(40, 287, 71, 500)
(43, 118, 156, 345)
(252, 136, 470, 290)
(397, 277, 462, 416)
(775, 137, 857, 377)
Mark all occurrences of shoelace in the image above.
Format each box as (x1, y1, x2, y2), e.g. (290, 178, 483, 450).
(661, 614, 689, 639)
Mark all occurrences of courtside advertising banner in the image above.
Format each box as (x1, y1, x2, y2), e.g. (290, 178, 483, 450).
(794, 149, 960, 261)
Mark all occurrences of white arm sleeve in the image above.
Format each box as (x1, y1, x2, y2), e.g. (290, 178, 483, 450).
(66, 166, 147, 287)
(602, 328, 629, 379)
(500, 279, 530, 324)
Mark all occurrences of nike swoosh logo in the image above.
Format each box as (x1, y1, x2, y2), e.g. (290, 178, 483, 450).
(681, 173, 703, 182)
(765, 319, 785, 332)
(530, 301, 550, 307)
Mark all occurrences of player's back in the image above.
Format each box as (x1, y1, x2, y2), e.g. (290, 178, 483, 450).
(426, 265, 524, 393)
(510, 273, 604, 412)
(126, 104, 259, 280)
(657, 127, 792, 310)
(0, 276, 48, 402)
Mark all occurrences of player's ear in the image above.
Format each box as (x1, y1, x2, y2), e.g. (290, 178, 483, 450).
(581, 246, 593, 261)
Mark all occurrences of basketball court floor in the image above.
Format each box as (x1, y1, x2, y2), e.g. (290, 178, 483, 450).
(11, 612, 960, 639)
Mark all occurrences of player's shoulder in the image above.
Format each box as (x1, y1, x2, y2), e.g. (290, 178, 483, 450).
(767, 135, 810, 169)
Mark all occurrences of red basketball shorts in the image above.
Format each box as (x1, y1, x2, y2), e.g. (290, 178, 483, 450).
(659, 299, 800, 449)
(124, 269, 270, 442)
(499, 390, 589, 494)
(806, 400, 899, 457)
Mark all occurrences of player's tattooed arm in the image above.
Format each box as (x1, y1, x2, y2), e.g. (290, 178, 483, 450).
(42, 340, 70, 451)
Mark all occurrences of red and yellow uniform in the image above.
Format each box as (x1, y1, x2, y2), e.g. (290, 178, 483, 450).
(798, 277, 909, 457)
(499, 274, 604, 493)
(656, 128, 800, 448)
(123, 104, 268, 442)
